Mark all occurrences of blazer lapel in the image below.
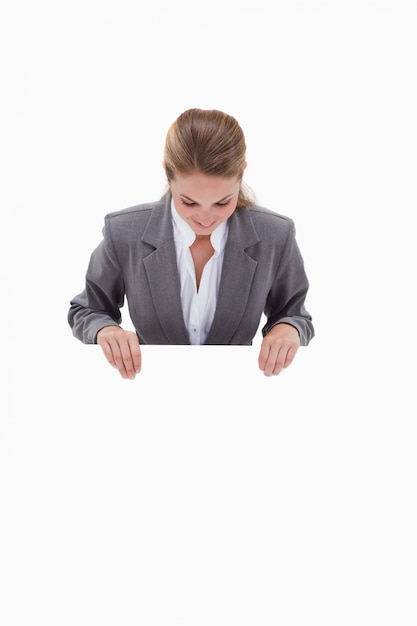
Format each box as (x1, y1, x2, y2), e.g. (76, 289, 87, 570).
(142, 198, 190, 344)
(206, 208, 260, 344)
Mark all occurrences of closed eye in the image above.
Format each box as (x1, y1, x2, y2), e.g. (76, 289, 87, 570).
(180, 199, 232, 208)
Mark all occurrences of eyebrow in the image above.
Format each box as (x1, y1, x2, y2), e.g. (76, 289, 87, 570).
(179, 193, 234, 203)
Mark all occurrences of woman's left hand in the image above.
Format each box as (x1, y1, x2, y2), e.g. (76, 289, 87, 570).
(258, 323, 300, 377)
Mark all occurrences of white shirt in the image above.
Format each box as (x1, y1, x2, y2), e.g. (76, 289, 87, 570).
(171, 198, 228, 345)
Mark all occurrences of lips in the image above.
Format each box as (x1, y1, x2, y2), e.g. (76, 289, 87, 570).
(193, 220, 216, 229)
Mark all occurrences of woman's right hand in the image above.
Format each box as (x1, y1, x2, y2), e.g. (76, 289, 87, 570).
(97, 326, 142, 380)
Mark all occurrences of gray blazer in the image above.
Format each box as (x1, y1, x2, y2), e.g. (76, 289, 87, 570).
(68, 194, 314, 346)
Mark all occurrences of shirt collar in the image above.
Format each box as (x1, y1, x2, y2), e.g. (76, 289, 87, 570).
(171, 197, 228, 253)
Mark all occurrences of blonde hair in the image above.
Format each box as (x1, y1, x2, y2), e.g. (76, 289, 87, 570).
(163, 108, 255, 208)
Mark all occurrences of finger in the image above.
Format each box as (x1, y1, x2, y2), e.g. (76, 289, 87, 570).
(98, 334, 131, 379)
(109, 341, 132, 379)
(271, 348, 286, 375)
(269, 347, 286, 376)
(258, 341, 271, 372)
(259, 343, 281, 377)
(127, 334, 142, 374)
(119, 337, 141, 379)
(98, 338, 120, 370)
(271, 344, 299, 375)
(98, 332, 141, 379)
(114, 339, 141, 380)
(282, 345, 298, 369)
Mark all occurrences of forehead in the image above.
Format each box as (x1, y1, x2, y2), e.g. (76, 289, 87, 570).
(171, 172, 240, 198)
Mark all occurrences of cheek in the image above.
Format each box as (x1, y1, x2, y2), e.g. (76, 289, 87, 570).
(175, 202, 193, 218)
(182, 207, 196, 218)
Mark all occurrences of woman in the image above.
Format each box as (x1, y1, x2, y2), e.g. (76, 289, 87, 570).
(68, 108, 314, 379)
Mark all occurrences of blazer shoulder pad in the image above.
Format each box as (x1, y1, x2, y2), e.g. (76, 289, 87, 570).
(247, 204, 295, 239)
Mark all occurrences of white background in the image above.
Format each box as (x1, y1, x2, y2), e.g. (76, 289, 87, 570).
(1, 1, 416, 624)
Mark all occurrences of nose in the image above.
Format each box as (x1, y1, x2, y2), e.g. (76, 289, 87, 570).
(197, 206, 214, 225)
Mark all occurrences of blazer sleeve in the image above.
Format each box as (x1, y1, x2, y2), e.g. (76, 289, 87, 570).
(262, 220, 314, 346)
(68, 218, 125, 344)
